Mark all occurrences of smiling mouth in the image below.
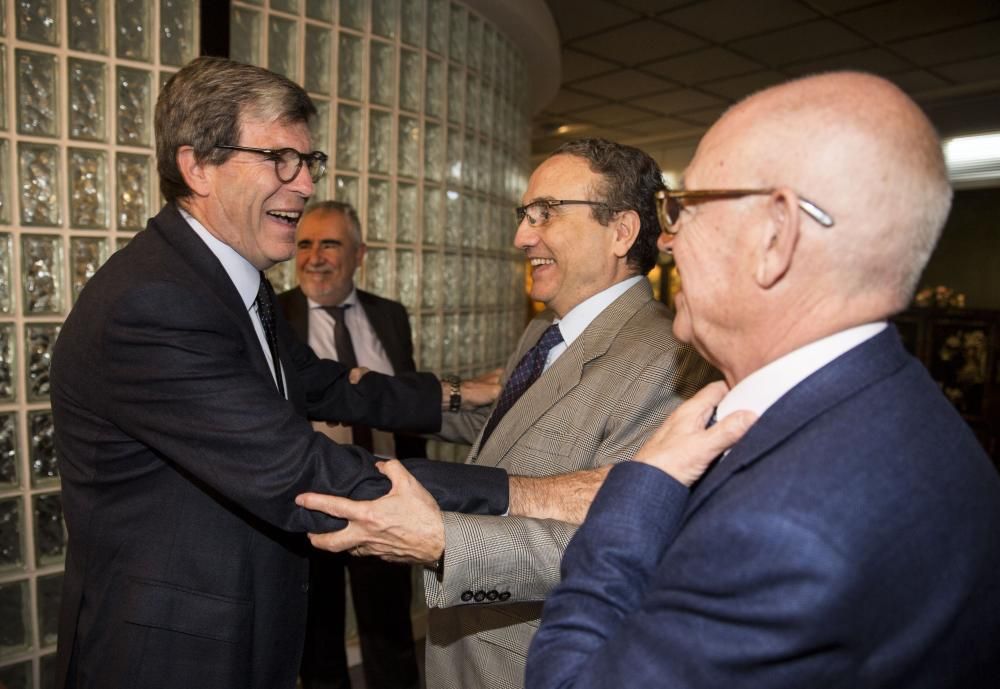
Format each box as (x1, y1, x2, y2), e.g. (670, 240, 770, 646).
(529, 257, 555, 268)
(266, 210, 302, 226)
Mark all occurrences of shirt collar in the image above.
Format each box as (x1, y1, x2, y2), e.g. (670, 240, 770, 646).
(555, 275, 643, 346)
(717, 321, 888, 422)
(307, 286, 359, 310)
(180, 208, 261, 311)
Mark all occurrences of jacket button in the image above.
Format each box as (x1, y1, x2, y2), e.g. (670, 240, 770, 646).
(486, 590, 499, 601)
(461, 590, 474, 602)
(498, 591, 511, 601)
(473, 590, 487, 602)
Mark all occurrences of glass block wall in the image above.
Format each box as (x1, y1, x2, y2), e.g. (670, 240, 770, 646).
(0, 1, 199, 686)
(242, 0, 531, 383)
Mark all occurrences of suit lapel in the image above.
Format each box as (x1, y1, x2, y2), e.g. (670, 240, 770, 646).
(277, 287, 310, 344)
(683, 327, 910, 520)
(358, 291, 406, 372)
(472, 280, 654, 466)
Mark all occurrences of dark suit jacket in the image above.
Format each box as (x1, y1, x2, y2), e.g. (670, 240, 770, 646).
(527, 326, 1000, 688)
(277, 286, 426, 460)
(50, 204, 506, 689)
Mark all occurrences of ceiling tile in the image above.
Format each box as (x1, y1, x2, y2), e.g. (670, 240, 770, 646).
(839, 0, 1000, 43)
(561, 48, 620, 82)
(616, 0, 691, 14)
(632, 88, 729, 115)
(806, 0, 894, 13)
(573, 103, 656, 125)
(661, 0, 819, 43)
(931, 55, 1000, 85)
(568, 19, 706, 66)
(887, 69, 951, 94)
(729, 19, 871, 67)
(572, 69, 676, 99)
(891, 20, 1000, 66)
(643, 46, 761, 84)
(699, 69, 788, 100)
(545, 0, 639, 41)
(541, 88, 606, 114)
(622, 116, 692, 135)
(782, 47, 913, 76)
(672, 105, 730, 126)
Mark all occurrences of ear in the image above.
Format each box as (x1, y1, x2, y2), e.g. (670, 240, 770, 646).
(611, 209, 641, 260)
(754, 188, 801, 289)
(355, 241, 368, 265)
(176, 145, 212, 197)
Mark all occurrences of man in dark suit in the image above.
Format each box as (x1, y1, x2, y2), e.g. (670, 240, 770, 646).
(49, 57, 509, 689)
(278, 201, 422, 689)
(526, 71, 1000, 687)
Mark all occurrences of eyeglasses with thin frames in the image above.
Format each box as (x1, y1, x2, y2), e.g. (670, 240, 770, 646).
(654, 188, 834, 235)
(214, 145, 329, 183)
(515, 199, 616, 227)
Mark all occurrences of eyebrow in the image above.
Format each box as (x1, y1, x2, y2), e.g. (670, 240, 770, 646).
(520, 196, 559, 206)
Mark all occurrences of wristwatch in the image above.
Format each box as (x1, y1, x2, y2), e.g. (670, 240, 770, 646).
(444, 375, 461, 412)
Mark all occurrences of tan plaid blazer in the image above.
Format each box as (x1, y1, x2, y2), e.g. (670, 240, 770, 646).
(423, 279, 717, 689)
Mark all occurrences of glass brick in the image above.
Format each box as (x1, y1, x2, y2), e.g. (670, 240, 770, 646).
(399, 50, 421, 112)
(271, 0, 298, 12)
(69, 0, 107, 54)
(25, 323, 59, 401)
(305, 25, 332, 95)
(466, 76, 479, 132)
(116, 0, 150, 61)
(70, 237, 106, 302)
(0, 233, 10, 313)
(264, 261, 294, 294)
(69, 148, 109, 229)
(396, 182, 417, 244)
(398, 116, 419, 179)
(364, 246, 391, 297)
(422, 185, 442, 245)
(268, 16, 297, 82)
(116, 153, 150, 231)
(424, 122, 443, 182)
(421, 251, 440, 307)
(242, 0, 263, 5)
(426, 0, 446, 56)
(482, 24, 495, 83)
(0, 499, 23, 572)
(69, 59, 107, 142)
(368, 110, 392, 174)
(334, 175, 359, 207)
(446, 65, 463, 125)
(0, 660, 29, 689)
(396, 249, 416, 309)
(401, 0, 423, 47)
(34, 493, 67, 566)
(337, 33, 363, 101)
(461, 193, 475, 248)
(366, 178, 391, 241)
(372, 0, 398, 38)
(419, 313, 441, 371)
(336, 104, 362, 171)
(480, 82, 494, 135)
(0, 327, 13, 402)
(467, 14, 481, 73)
(444, 189, 461, 249)
(0, 411, 13, 489)
(21, 235, 63, 315)
(29, 410, 57, 486)
(16, 49, 58, 137)
(442, 311, 458, 367)
(462, 133, 475, 188)
(116, 67, 151, 146)
(448, 4, 465, 64)
(339, 0, 364, 30)
(311, 99, 331, 159)
(459, 312, 474, 367)
(0, 45, 6, 131)
(230, 8, 261, 66)
(307, 0, 333, 21)
(161, 0, 196, 67)
(16, 0, 58, 45)
(446, 128, 461, 183)
(370, 41, 395, 107)
(0, 141, 9, 224)
(424, 56, 443, 119)
(37, 573, 61, 647)
(40, 653, 58, 689)
(0, 0, 5, 36)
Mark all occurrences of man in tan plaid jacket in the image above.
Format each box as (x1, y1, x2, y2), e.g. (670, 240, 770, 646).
(299, 138, 717, 689)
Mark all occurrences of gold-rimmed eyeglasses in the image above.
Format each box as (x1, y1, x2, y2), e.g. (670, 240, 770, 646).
(654, 188, 834, 235)
(514, 199, 615, 227)
(214, 145, 329, 183)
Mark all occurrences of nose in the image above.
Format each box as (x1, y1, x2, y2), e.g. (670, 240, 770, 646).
(287, 160, 315, 197)
(513, 216, 538, 251)
(307, 242, 324, 264)
(657, 229, 675, 255)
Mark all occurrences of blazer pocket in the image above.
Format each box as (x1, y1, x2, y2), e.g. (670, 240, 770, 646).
(124, 576, 252, 643)
(474, 605, 541, 659)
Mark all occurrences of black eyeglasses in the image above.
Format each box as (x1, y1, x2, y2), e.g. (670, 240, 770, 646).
(214, 145, 328, 183)
(515, 199, 616, 227)
(654, 188, 835, 235)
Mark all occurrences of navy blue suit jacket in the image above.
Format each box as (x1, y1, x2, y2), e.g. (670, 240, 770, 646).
(51, 204, 506, 689)
(527, 327, 1000, 688)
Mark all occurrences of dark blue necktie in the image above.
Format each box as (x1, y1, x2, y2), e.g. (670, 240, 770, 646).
(255, 273, 285, 397)
(479, 323, 563, 450)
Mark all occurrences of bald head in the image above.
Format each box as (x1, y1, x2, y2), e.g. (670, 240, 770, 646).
(709, 71, 951, 311)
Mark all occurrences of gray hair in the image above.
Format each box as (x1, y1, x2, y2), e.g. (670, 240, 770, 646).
(302, 201, 364, 245)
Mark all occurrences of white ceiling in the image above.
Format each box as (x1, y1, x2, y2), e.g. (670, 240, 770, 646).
(533, 0, 1000, 164)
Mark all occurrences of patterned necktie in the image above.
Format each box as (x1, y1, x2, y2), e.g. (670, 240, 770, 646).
(479, 323, 563, 450)
(255, 273, 285, 397)
(322, 304, 373, 451)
